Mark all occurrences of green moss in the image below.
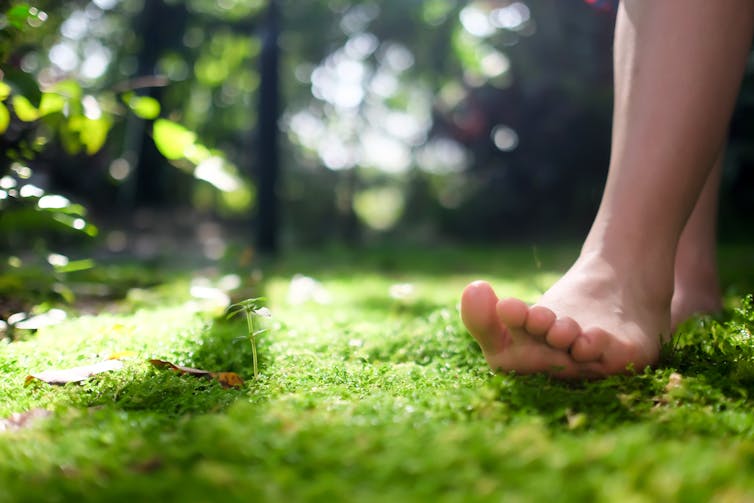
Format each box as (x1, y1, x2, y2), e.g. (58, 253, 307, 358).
(1, 244, 754, 502)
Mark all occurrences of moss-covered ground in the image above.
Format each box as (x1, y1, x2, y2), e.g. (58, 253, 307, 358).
(2, 244, 754, 502)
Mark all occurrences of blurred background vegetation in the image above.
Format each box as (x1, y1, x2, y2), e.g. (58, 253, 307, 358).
(1, 0, 754, 313)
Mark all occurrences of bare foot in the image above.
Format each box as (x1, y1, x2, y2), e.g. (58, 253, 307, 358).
(461, 254, 672, 378)
(671, 287, 722, 330)
(671, 264, 722, 330)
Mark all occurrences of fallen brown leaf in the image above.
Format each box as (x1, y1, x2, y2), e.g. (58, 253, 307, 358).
(26, 359, 124, 386)
(211, 372, 245, 389)
(148, 359, 211, 376)
(0, 408, 52, 432)
(148, 359, 244, 388)
(130, 457, 164, 473)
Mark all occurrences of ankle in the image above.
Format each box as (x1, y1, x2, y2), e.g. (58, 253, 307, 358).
(574, 247, 674, 306)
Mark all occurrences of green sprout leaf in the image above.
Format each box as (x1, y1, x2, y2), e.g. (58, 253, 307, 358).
(226, 297, 270, 380)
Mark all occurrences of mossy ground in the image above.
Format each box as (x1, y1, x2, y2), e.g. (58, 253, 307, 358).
(2, 244, 754, 502)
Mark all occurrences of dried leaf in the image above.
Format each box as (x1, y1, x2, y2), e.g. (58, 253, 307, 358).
(149, 359, 243, 388)
(26, 359, 124, 386)
(148, 359, 211, 377)
(0, 408, 52, 432)
(665, 372, 683, 392)
(130, 457, 164, 473)
(211, 372, 244, 389)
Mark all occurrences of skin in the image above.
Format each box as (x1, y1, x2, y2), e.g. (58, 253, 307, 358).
(460, 0, 754, 379)
(671, 154, 724, 331)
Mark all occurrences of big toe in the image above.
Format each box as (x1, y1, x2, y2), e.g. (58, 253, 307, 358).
(461, 281, 506, 354)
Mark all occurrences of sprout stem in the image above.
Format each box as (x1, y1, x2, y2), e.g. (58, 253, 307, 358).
(244, 310, 259, 380)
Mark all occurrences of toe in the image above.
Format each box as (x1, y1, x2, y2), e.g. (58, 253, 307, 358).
(496, 297, 528, 328)
(524, 305, 556, 337)
(545, 316, 581, 349)
(569, 327, 609, 362)
(461, 281, 507, 355)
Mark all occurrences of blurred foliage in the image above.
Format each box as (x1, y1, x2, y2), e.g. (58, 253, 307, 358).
(0, 1, 247, 315)
(1, 0, 753, 273)
(1, 0, 619, 247)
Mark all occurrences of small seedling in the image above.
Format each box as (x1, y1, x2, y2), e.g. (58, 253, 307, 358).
(226, 297, 271, 380)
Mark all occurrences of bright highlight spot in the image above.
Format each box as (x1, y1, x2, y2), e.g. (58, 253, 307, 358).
(460, 5, 495, 38)
(49, 43, 79, 72)
(109, 158, 131, 181)
(417, 138, 469, 174)
(492, 125, 519, 151)
(11, 164, 32, 178)
(353, 187, 405, 231)
(194, 157, 241, 192)
(47, 253, 69, 267)
(490, 2, 531, 31)
(82, 95, 102, 119)
(287, 275, 332, 305)
(19, 184, 44, 198)
(38, 195, 71, 209)
(481, 51, 510, 78)
(389, 283, 416, 301)
(0, 176, 17, 189)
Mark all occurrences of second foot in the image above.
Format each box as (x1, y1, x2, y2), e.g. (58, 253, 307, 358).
(671, 288, 722, 331)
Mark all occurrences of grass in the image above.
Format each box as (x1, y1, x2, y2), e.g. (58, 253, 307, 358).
(2, 243, 754, 502)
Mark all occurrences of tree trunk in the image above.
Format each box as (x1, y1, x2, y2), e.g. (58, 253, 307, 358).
(256, 0, 281, 254)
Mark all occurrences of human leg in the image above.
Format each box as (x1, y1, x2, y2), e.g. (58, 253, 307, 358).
(671, 153, 724, 330)
(461, 0, 754, 377)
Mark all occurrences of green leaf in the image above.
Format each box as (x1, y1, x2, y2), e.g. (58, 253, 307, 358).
(152, 119, 196, 160)
(54, 259, 95, 273)
(51, 213, 98, 237)
(38, 92, 66, 116)
(50, 80, 82, 101)
(59, 122, 82, 155)
(126, 95, 161, 120)
(80, 118, 110, 155)
(0, 103, 9, 134)
(0, 81, 11, 101)
(11, 95, 39, 121)
(3, 69, 41, 106)
(68, 116, 111, 155)
(6, 4, 32, 29)
(184, 143, 212, 165)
